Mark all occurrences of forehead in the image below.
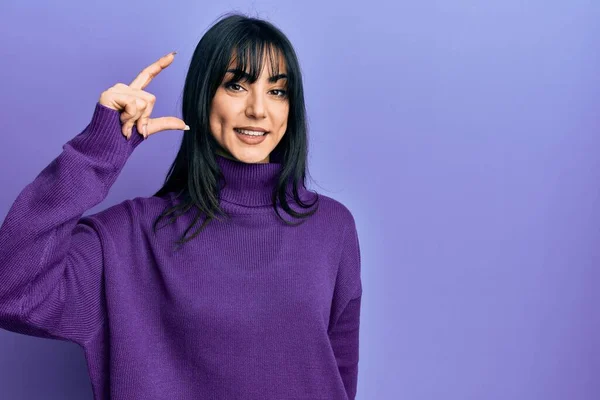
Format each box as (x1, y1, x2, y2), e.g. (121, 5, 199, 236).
(227, 47, 288, 74)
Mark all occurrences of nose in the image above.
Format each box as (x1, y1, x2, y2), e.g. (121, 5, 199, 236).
(245, 90, 267, 119)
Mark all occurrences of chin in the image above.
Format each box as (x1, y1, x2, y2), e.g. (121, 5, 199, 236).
(229, 148, 271, 164)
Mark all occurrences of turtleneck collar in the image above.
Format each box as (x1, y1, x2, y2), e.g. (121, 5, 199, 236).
(215, 154, 283, 206)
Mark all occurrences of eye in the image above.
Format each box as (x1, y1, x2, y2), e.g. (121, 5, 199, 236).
(225, 82, 244, 91)
(270, 89, 287, 98)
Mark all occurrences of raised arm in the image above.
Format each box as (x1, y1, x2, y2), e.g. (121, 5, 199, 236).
(0, 51, 187, 345)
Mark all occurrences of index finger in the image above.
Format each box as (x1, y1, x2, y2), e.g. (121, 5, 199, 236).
(129, 51, 177, 90)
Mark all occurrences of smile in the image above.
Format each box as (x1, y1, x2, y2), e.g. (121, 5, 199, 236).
(234, 128, 269, 136)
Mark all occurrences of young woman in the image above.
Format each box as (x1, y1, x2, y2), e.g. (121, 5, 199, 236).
(0, 13, 362, 400)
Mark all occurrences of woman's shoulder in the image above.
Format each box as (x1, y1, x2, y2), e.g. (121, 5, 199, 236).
(80, 192, 175, 236)
(311, 192, 357, 231)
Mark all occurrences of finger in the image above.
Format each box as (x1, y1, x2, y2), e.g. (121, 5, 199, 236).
(146, 116, 189, 135)
(120, 97, 147, 139)
(104, 92, 142, 138)
(129, 51, 176, 91)
(132, 91, 156, 139)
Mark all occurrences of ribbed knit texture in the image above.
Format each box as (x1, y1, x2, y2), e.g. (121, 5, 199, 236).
(0, 102, 363, 400)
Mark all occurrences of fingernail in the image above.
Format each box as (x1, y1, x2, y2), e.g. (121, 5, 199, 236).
(143, 125, 148, 137)
(183, 124, 190, 131)
(171, 51, 178, 56)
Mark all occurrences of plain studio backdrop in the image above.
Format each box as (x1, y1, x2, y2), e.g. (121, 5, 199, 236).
(0, 0, 599, 399)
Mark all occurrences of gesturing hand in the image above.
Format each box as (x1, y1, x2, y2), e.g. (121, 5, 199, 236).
(98, 51, 189, 140)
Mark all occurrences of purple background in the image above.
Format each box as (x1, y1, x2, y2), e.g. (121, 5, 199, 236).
(1, 1, 599, 399)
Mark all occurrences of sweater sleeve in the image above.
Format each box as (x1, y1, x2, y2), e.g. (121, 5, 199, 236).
(0, 102, 144, 346)
(328, 215, 363, 400)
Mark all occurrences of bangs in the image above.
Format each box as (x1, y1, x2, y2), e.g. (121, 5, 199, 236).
(225, 40, 286, 84)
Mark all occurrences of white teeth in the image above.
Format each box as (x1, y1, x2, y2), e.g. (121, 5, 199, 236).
(235, 128, 266, 136)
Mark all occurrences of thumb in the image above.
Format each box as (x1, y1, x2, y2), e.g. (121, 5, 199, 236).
(147, 116, 190, 135)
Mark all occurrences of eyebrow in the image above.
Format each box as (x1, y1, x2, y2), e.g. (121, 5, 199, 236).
(226, 69, 288, 83)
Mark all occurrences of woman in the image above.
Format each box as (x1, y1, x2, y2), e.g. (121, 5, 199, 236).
(0, 12, 362, 400)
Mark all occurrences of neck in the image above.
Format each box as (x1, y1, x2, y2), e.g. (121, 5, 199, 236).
(215, 153, 281, 206)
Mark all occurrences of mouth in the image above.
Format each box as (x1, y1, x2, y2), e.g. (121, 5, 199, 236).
(234, 127, 269, 136)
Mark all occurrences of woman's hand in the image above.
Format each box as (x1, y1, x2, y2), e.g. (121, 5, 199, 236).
(98, 51, 189, 140)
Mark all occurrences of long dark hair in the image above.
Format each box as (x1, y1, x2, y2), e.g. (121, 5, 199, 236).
(152, 12, 319, 250)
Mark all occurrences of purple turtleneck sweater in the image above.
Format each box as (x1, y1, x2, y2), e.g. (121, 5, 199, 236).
(0, 102, 362, 400)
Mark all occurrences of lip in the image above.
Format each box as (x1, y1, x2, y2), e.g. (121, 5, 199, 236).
(234, 128, 269, 145)
(235, 126, 269, 133)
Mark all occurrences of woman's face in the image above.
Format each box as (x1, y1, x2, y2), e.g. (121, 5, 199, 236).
(209, 53, 289, 164)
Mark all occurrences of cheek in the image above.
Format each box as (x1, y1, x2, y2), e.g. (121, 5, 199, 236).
(209, 99, 230, 134)
(279, 106, 289, 130)
(208, 111, 219, 136)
